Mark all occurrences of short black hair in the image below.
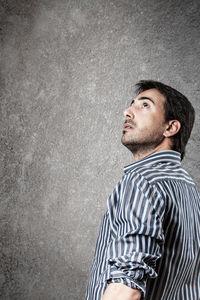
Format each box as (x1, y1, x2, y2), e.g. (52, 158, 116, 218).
(135, 80, 195, 160)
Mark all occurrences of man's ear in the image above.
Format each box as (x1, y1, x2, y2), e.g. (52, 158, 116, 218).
(164, 120, 181, 137)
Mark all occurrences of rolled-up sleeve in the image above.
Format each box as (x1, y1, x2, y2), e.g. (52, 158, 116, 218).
(105, 172, 166, 297)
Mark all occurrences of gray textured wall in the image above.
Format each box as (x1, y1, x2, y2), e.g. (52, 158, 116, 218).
(1, 0, 200, 299)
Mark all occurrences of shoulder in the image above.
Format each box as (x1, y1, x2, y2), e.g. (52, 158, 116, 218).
(126, 162, 194, 186)
(122, 167, 166, 216)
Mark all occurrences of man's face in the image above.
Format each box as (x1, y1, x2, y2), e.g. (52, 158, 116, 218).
(121, 88, 168, 153)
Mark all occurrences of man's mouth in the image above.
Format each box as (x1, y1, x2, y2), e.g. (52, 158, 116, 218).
(124, 125, 133, 129)
(123, 122, 134, 130)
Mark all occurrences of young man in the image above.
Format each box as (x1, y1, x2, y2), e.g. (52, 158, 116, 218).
(85, 80, 200, 300)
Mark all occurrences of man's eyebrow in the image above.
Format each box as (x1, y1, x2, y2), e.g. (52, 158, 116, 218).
(131, 96, 155, 105)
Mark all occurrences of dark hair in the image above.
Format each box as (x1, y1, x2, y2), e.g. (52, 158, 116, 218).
(135, 80, 195, 160)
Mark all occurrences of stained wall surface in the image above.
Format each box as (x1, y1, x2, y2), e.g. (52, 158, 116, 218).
(1, 0, 200, 299)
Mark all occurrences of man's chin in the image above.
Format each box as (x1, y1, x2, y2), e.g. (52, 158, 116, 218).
(121, 139, 135, 150)
(121, 135, 134, 146)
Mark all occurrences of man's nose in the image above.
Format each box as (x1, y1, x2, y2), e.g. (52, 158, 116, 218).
(123, 106, 135, 119)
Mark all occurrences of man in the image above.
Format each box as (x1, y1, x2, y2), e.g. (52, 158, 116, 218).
(85, 80, 200, 300)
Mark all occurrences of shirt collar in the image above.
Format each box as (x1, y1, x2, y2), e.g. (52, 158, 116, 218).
(124, 150, 181, 174)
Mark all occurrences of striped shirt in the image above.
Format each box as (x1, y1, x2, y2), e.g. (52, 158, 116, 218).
(85, 150, 200, 300)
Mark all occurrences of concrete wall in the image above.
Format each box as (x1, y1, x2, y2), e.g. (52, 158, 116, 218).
(1, 0, 200, 299)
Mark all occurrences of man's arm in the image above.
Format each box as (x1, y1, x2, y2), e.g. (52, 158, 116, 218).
(102, 283, 141, 300)
(102, 174, 165, 299)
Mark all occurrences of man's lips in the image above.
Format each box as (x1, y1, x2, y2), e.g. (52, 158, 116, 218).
(123, 122, 134, 130)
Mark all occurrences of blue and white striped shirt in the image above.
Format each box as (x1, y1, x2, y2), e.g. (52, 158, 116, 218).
(85, 150, 200, 300)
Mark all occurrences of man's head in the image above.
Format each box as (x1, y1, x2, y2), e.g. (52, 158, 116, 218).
(121, 80, 195, 160)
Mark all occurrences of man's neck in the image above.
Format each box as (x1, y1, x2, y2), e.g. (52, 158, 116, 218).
(133, 144, 172, 162)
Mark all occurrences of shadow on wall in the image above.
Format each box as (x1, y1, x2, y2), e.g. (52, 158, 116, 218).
(0, 230, 89, 300)
(0, 1, 89, 299)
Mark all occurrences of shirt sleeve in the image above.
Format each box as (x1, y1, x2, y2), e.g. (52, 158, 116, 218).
(105, 172, 166, 298)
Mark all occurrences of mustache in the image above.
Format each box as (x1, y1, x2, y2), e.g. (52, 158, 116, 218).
(124, 119, 136, 126)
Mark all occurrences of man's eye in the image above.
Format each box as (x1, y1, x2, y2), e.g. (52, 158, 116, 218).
(143, 102, 148, 107)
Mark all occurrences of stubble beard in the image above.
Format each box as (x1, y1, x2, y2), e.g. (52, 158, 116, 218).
(121, 130, 165, 156)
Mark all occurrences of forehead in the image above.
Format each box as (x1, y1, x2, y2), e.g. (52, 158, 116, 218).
(136, 88, 166, 105)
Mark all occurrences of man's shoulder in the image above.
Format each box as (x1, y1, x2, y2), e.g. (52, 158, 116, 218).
(126, 161, 194, 186)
